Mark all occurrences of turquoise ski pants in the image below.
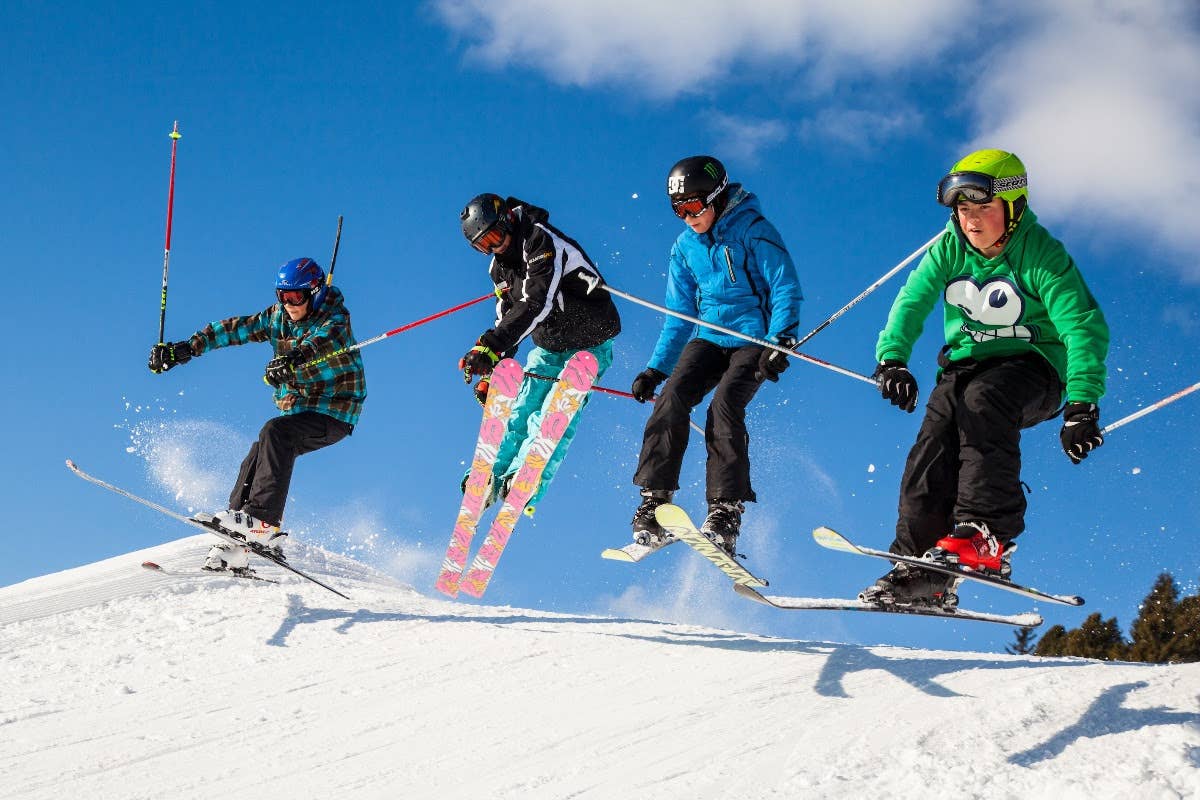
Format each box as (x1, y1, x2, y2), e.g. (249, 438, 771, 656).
(493, 339, 614, 509)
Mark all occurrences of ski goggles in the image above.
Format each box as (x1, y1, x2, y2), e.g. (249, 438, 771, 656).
(670, 174, 729, 219)
(276, 287, 312, 306)
(937, 171, 1027, 207)
(671, 196, 711, 219)
(471, 225, 507, 254)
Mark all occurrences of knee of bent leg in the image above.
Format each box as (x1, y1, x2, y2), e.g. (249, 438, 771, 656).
(960, 380, 1017, 426)
(258, 415, 292, 442)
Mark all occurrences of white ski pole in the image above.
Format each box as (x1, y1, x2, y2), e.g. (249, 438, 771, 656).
(1101, 380, 1200, 435)
(795, 231, 941, 347)
(604, 285, 876, 386)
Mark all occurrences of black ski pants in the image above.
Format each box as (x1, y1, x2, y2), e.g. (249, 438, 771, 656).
(633, 339, 765, 502)
(229, 411, 353, 526)
(892, 353, 1062, 557)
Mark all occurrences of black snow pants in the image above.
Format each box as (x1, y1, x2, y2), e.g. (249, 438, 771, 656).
(892, 353, 1062, 557)
(229, 411, 353, 526)
(633, 338, 765, 502)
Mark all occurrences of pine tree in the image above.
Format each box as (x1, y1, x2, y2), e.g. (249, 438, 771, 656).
(1173, 592, 1200, 662)
(1006, 625, 1038, 655)
(1033, 624, 1069, 656)
(1127, 573, 1181, 663)
(1063, 613, 1127, 660)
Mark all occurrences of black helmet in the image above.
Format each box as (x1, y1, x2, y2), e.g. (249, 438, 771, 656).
(666, 155, 728, 203)
(460, 193, 512, 247)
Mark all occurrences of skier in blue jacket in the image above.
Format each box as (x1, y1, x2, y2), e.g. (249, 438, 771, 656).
(629, 155, 803, 556)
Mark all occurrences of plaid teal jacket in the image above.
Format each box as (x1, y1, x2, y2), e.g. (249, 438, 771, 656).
(188, 286, 366, 426)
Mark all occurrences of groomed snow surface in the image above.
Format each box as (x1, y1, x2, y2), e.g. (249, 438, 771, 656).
(2, 535, 1198, 800)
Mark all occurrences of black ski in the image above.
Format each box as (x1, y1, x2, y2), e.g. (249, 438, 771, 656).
(66, 459, 349, 599)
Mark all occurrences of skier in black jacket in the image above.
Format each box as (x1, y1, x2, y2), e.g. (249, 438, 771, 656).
(457, 193, 621, 513)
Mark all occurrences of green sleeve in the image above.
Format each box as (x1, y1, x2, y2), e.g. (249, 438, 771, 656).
(1030, 252, 1109, 403)
(875, 237, 951, 364)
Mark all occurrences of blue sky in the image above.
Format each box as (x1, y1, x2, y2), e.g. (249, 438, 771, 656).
(6, 1, 1199, 653)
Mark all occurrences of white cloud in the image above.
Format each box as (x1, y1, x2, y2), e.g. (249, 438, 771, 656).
(433, 0, 970, 97)
(966, 3, 1200, 273)
(707, 113, 789, 164)
(798, 107, 924, 151)
(433, 1, 1200, 271)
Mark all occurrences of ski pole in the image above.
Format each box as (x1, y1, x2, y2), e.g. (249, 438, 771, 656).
(604, 285, 876, 386)
(795, 231, 941, 347)
(523, 370, 706, 435)
(1101, 380, 1200, 435)
(157, 121, 182, 345)
(298, 284, 509, 370)
(326, 215, 343, 286)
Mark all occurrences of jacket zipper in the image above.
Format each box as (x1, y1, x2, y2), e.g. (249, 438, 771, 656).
(724, 248, 737, 284)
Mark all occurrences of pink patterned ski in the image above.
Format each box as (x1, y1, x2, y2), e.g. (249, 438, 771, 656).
(435, 359, 524, 597)
(457, 350, 599, 598)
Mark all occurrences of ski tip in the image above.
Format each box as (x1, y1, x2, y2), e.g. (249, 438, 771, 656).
(141, 561, 163, 572)
(812, 526, 861, 554)
(65, 458, 78, 470)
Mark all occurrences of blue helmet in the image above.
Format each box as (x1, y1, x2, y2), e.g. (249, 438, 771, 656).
(275, 257, 327, 312)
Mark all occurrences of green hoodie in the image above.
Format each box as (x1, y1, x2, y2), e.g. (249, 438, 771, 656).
(876, 210, 1108, 403)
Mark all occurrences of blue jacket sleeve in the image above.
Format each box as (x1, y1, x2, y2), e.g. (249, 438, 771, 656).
(648, 243, 699, 374)
(749, 217, 802, 343)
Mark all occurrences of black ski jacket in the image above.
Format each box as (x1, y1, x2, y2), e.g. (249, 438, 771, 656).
(482, 198, 621, 355)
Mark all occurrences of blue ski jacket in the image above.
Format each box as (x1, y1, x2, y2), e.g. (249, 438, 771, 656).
(647, 186, 803, 375)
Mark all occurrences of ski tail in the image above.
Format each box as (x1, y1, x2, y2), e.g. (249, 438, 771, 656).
(66, 460, 350, 599)
(654, 503, 768, 588)
(457, 351, 599, 598)
(435, 359, 525, 596)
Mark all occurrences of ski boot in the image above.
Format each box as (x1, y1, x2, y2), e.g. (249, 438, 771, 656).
(925, 521, 1012, 578)
(631, 489, 673, 546)
(860, 561, 961, 609)
(202, 542, 253, 574)
(700, 499, 744, 557)
(211, 509, 288, 560)
(460, 471, 511, 513)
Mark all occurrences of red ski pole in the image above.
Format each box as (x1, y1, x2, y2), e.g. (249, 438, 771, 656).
(157, 121, 182, 344)
(299, 284, 508, 369)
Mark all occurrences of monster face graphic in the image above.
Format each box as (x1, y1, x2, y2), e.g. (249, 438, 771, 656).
(944, 276, 1038, 343)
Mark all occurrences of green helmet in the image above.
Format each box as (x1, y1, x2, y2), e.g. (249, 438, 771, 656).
(938, 148, 1029, 245)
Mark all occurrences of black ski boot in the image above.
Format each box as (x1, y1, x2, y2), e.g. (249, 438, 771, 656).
(700, 499, 744, 557)
(631, 489, 673, 546)
(859, 561, 960, 609)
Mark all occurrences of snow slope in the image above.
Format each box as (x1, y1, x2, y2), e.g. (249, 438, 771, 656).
(2, 536, 1198, 800)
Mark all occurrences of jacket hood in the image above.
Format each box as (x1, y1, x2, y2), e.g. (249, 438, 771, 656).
(507, 197, 550, 226)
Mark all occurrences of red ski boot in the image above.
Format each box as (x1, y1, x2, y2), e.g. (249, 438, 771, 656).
(928, 521, 1008, 575)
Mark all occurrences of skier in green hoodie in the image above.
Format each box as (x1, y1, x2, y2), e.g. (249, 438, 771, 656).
(862, 149, 1109, 608)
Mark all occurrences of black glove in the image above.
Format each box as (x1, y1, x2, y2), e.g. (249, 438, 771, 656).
(148, 340, 195, 374)
(631, 368, 668, 403)
(473, 378, 491, 406)
(755, 337, 795, 383)
(264, 348, 307, 388)
(1060, 402, 1103, 464)
(874, 360, 918, 413)
(459, 334, 501, 383)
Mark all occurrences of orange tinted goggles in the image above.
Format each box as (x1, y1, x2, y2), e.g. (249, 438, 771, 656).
(472, 226, 507, 253)
(671, 197, 709, 219)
